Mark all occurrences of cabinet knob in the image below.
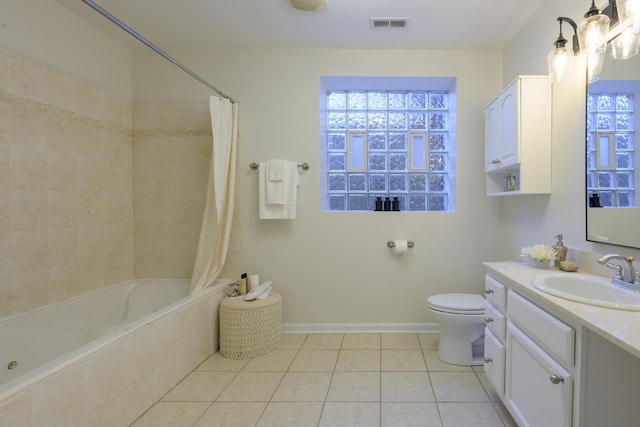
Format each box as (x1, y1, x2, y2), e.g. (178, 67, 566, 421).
(483, 357, 492, 364)
(549, 375, 564, 385)
(484, 317, 493, 324)
(485, 288, 494, 294)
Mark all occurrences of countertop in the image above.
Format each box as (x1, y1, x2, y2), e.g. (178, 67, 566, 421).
(484, 261, 640, 360)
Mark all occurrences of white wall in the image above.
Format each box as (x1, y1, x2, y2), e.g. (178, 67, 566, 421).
(502, 0, 640, 264)
(0, 0, 132, 96)
(134, 48, 505, 329)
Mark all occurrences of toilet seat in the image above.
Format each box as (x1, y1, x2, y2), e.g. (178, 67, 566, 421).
(427, 293, 485, 315)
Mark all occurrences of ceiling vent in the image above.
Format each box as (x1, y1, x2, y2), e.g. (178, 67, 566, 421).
(370, 17, 409, 29)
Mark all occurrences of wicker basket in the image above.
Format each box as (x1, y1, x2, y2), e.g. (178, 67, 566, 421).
(219, 292, 282, 359)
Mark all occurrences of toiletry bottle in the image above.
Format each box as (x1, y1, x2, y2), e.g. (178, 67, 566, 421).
(553, 234, 567, 268)
(384, 196, 391, 211)
(392, 197, 400, 211)
(375, 197, 383, 211)
(240, 273, 247, 295)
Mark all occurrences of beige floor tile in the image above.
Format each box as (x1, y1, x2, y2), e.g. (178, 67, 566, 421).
(217, 372, 284, 402)
(271, 372, 332, 402)
(382, 402, 443, 427)
(242, 350, 298, 371)
(256, 402, 323, 427)
(418, 333, 440, 350)
(162, 371, 237, 402)
(194, 402, 267, 427)
(424, 350, 473, 372)
(335, 349, 380, 371)
(278, 333, 307, 349)
(130, 401, 210, 427)
(319, 402, 380, 427)
(196, 352, 249, 372)
(289, 349, 339, 371)
(381, 349, 427, 371)
(326, 371, 380, 402)
(430, 372, 490, 402)
(438, 402, 505, 427)
(381, 372, 435, 402)
(301, 333, 344, 349)
(382, 333, 420, 349)
(342, 333, 381, 349)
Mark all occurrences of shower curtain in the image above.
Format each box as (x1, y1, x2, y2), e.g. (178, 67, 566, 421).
(190, 96, 239, 294)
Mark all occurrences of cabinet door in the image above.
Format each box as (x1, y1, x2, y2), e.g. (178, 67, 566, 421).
(485, 101, 501, 172)
(483, 328, 505, 398)
(505, 322, 572, 427)
(499, 81, 519, 168)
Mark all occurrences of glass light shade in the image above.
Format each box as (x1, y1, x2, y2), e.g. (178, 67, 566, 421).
(578, 13, 610, 53)
(547, 46, 573, 83)
(619, 0, 640, 22)
(587, 47, 606, 83)
(611, 25, 640, 59)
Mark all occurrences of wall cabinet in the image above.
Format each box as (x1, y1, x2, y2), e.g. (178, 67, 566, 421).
(485, 76, 552, 196)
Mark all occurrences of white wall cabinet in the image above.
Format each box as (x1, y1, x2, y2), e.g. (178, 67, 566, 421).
(484, 76, 551, 196)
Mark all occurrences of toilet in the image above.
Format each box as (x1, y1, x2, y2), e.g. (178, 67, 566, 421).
(427, 293, 485, 366)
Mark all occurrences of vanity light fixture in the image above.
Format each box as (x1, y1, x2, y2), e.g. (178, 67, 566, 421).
(549, 0, 640, 83)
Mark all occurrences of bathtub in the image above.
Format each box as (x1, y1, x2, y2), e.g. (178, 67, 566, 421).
(0, 278, 230, 427)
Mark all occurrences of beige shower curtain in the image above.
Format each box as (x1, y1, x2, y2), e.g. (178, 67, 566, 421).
(190, 96, 238, 294)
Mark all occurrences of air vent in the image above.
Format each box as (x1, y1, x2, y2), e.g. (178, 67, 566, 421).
(370, 17, 409, 29)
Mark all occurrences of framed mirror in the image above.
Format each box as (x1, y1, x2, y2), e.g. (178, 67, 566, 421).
(586, 50, 640, 248)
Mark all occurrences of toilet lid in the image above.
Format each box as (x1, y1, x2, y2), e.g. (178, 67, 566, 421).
(427, 293, 485, 313)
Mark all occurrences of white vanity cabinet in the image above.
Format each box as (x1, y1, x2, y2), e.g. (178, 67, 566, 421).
(484, 75, 551, 196)
(505, 290, 575, 427)
(483, 275, 507, 397)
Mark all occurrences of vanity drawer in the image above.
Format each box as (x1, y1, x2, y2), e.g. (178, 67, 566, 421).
(485, 301, 506, 342)
(485, 275, 507, 312)
(484, 329, 505, 398)
(507, 290, 575, 365)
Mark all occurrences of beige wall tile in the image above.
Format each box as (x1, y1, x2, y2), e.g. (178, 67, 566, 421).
(31, 366, 84, 427)
(0, 393, 30, 427)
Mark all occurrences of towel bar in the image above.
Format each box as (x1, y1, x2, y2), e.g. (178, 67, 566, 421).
(249, 162, 309, 171)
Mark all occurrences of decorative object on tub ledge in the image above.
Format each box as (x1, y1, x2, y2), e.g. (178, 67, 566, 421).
(250, 162, 310, 170)
(258, 159, 301, 219)
(521, 244, 557, 268)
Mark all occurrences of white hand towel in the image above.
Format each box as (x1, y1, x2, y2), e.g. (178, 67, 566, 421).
(268, 159, 286, 182)
(259, 160, 299, 219)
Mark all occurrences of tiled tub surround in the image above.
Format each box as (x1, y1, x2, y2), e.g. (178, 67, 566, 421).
(0, 45, 134, 318)
(0, 278, 230, 427)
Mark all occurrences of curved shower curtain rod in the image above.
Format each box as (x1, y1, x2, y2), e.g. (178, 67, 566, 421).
(81, 0, 237, 104)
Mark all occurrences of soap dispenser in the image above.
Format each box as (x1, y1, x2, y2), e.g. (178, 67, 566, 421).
(553, 234, 567, 268)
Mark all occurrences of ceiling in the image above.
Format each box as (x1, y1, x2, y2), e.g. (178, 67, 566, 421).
(55, 0, 544, 50)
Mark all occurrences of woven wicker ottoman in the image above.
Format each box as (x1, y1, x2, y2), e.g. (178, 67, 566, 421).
(219, 292, 282, 358)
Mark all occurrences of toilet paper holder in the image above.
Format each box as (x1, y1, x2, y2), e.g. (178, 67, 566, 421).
(387, 240, 414, 249)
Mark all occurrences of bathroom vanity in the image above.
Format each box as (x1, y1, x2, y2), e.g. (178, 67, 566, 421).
(484, 261, 640, 427)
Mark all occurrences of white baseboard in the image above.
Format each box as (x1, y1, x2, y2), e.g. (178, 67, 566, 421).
(282, 322, 440, 334)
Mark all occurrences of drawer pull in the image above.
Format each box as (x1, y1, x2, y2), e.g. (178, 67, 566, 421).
(484, 317, 493, 324)
(485, 288, 494, 294)
(483, 357, 492, 364)
(549, 375, 564, 385)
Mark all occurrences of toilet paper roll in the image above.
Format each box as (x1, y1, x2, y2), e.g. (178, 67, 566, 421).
(393, 240, 408, 254)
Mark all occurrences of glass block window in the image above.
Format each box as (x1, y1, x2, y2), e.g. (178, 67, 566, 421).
(586, 93, 635, 207)
(325, 90, 453, 211)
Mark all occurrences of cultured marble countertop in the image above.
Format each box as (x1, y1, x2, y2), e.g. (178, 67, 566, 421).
(484, 261, 640, 360)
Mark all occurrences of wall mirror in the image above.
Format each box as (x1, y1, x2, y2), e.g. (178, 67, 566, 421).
(586, 48, 640, 249)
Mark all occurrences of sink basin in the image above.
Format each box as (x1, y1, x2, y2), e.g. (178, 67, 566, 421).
(531, 273, 640, 311)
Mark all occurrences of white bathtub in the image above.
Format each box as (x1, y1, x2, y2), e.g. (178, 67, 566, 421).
(0, 278, 230, 427)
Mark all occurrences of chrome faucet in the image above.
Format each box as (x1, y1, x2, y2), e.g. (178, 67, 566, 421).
(597, 254, 639, 292)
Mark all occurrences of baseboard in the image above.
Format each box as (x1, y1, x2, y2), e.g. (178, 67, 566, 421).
(282, 322, 440, 334)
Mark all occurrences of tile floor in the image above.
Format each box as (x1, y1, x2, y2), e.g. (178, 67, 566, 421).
(131, 333, 517, 427)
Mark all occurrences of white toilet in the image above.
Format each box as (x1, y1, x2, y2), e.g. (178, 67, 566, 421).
(427, 293, 485, 366)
